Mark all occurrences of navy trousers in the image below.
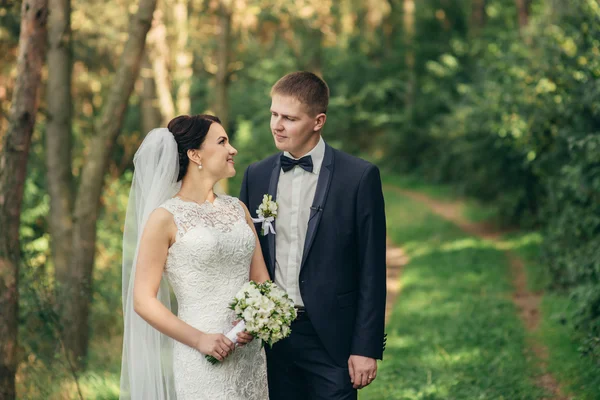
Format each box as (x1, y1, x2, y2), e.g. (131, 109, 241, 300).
(265, 312, 357, 400)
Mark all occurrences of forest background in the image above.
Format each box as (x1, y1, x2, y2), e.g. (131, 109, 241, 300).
(0, 0, 598, 398)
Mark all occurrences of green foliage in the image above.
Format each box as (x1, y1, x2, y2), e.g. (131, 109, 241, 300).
(379, 0, 600, 363)
(542, 133, 600, 360)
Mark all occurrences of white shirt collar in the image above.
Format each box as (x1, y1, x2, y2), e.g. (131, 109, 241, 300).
(283, 136, 325, 175)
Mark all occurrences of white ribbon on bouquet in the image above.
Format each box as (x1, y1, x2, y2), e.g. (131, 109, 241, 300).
(225, 320, 247, 344)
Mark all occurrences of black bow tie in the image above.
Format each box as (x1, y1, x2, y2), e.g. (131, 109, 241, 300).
(280, 154, 313, 173)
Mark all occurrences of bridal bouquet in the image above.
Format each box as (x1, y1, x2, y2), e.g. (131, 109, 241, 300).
(206, 280, 297, 364)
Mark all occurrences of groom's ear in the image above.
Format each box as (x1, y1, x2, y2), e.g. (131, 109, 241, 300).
(313, 113, 327, 132)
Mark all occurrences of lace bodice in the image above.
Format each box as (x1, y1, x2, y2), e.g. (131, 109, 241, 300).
(159, 195, 268, 400)
(168, 195, 247, 239)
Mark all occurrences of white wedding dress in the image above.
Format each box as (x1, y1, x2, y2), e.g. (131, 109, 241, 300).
(159, 195, 269, 400)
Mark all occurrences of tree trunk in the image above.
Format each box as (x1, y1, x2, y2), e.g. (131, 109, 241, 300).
(46, 0, 74, 319)
(383, 0, 399, 56)
(307, 28, 323, 77)
(403, 0, 415, 110)
(147, 10, 175, 126)
(174, 0, 192, 115)
(515, 0, 532, 29)
(213, 2, 232, 195)
(0, 1, 48, 397)
(61, 0, 157, 368)
(215, 2, 231, 132)
(470, 0, 486, 36)
(140, 53, 163, 134)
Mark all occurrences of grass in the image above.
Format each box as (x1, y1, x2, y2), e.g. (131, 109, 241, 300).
(16, 341, 121, 400)
(360, 189, 543, 399)
(370, 174, 600, 400)
(509, 236, 600, 400)
(533, 295, 600, 400)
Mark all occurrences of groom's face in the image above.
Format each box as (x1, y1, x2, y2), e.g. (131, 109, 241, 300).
(270, 94, 324, 158)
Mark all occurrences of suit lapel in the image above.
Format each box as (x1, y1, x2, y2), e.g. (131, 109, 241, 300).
(267, 156, 281, 277)
(301, 144, 335, 271)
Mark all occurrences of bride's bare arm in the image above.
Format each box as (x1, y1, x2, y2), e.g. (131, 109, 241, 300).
(239, 201, 271, 283)
(133, 208, 235, 361)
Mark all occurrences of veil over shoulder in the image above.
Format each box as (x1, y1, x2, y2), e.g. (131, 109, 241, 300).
(120, 128, 180, 400)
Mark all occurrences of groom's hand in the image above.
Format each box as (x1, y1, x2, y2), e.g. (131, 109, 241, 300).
(233, 320, 254, 346)
(348, 355, 377, 389)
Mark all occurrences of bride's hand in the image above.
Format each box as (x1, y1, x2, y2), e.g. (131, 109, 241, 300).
(195, 332, 235, 361)
(233, 320, 254, 346)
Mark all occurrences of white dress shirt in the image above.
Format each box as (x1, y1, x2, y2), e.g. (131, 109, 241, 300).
(275, 136, 326, 307)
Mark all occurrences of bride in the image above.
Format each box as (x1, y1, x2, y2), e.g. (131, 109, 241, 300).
(120, 114, 270, 399)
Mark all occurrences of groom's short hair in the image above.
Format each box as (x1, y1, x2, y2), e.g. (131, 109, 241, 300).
(271, 71, 329, 116)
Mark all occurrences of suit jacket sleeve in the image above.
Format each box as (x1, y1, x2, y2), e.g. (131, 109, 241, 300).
(351, 165, 387, 359)
(239, 165, 251, 208)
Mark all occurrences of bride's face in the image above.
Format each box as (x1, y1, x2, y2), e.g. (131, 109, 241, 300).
(196, 123, 238, 180)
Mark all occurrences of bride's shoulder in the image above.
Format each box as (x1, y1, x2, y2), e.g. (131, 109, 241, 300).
(145, 206, 177, 232)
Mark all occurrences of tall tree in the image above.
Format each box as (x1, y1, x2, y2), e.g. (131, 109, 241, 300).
(470, 0, 486, 36)
(147, 9, 175, 125)
(306, 27, 323, 77)
(209, 1, 233, 195)
(404, 0, 415, 109)
(515, 0, 532, 29)
(215, 0, 232, 132)
(277, 2, 330, 76)
(46, 0, 74, 325)
(46, 0, 158, 368)
(140, 54, 163, 134)
(0, 0, 48, 397)
(173, 0, 192, 115)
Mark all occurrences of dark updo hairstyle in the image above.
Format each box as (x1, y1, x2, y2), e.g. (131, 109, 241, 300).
(168, 114, 221, 181)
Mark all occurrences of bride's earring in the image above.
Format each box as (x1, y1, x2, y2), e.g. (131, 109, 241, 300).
(198, 162, 203, 170)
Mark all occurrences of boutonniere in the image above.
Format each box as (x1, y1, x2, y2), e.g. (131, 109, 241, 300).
(252, 194, 278, 236)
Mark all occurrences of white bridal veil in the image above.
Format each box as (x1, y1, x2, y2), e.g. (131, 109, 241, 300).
(120, 128, 181, 399)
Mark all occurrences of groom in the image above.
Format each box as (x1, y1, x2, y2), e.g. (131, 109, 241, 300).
(240, 71, 386, 399)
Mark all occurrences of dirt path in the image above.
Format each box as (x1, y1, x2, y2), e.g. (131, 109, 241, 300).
(386, 186, 570, 400)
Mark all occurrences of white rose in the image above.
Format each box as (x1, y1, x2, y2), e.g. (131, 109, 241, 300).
(246, 321, 257, 332)
(268, 320, 279, 332)
(242, 308, 255, 322)
(246, 296, 258, 307)
(257, 317, 269, 328)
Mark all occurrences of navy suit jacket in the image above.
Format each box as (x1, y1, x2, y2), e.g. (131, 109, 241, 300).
(240, 143, 387, 366)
